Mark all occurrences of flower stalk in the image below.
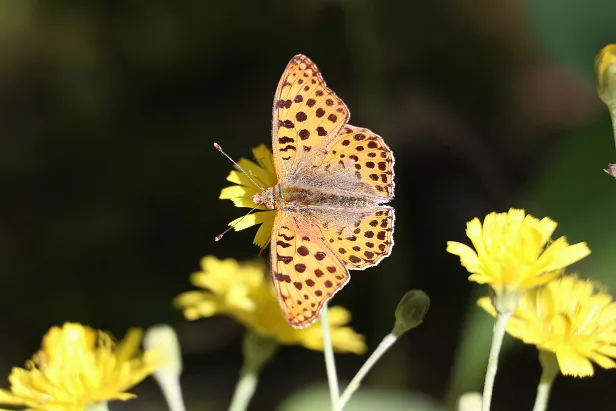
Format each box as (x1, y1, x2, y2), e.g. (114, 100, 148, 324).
(144, 325, 186, 411)
(532, 351, 559, 411)
(338, 290, 429, 409)
(85, 402, 110, 411)
(338, 333, 397, 409)
(321, 303, 341, 411)
(229, 372, 259, 411)
(229, 331, 278, 411)
(481, 311, 511, 411)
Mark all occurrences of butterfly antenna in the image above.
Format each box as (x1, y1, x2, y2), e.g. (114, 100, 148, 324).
(214, 143, 264, 190)
(214, 203, 262, 242)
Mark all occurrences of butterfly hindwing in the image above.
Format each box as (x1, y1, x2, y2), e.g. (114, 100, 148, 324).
(315, 206, 395, 270)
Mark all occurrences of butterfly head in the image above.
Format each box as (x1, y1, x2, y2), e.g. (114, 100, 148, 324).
(253, 187, 277, 210)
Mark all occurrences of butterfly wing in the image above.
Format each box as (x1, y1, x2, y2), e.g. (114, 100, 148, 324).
(271, 55, 350, 181)
(315, 206, 395, 270)
(267, 56, 397, 329)
(270, 210, 349, 328)
(317, 125, 395, 200)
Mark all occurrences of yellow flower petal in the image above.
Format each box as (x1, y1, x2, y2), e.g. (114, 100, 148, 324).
(226, 159, 272, 190)
(0, 323, 163, 411)
(538, 240, 591, 273)
(173, 290, 206, 306)
(447, 209, 590, 294)
(220, 185, 260, 202)
(252, 212, 276, 247)
(175, 256, 366, 353)
(479, 275, 616, 378)
(556, 347, 594, 377)
(326, 306, 352, 326)
(230, 210, 276, 234)
(115, 328, 142, 363)
(446, 241, 483, 274)
(251, 145, 276, 181)
(587, 352, 616, 370)
(220, 145, 278, 248)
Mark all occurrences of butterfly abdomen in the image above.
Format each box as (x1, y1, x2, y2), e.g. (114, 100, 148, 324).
(277, 184, 376, 210)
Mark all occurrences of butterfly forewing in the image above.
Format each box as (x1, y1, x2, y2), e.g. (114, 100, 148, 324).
(271, 55, 350, 180)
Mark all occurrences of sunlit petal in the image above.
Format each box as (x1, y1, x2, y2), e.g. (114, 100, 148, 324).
(0, 323, 163, 411)
(447, 209, 590, 294)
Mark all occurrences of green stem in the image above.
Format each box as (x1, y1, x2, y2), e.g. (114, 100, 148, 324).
(610, 107, 616, 152)
(321, 303, 341, 411)
(338, 333, 397, 409)
(228, 331, 278, 411)
(229, 371, 258, 411)
(156, 374, 187, 411)
(532, 351, 559, 411)
(603, 106, 616, 177)
(481, 312, 511, 411)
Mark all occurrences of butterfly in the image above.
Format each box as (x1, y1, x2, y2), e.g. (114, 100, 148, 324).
(252, 54, 395, 329)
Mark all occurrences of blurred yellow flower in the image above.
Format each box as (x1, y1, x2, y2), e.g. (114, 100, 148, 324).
(219, 145, 277, 248)
(446, 209, 590, 295)
(0, 323, 164, 411)
(175, 256, 366, 354)
(478, 275, 616, 377)
(596, 44, 616, 107)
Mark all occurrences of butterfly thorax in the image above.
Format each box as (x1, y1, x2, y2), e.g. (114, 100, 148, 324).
(253, 183, 376, 211)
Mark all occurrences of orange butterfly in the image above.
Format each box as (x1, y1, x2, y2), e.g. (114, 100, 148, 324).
(248, 55, 396, 329)
(220, 55, 396, 329)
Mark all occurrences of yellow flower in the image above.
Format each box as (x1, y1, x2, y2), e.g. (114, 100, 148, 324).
(478, 275, 616, 377)
(174, 256, 367, 354)
(0, 323, 165, 411)
(219, 145, 277, 248)
(596, 44, 616, 107)
(446, 209, 590, 295)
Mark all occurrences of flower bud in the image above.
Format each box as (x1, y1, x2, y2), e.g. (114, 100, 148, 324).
(392, 290, 430, 337)
(596, 45, 616, 107)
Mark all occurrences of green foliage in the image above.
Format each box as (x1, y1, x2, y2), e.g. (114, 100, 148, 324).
(527, 0, 616, 81)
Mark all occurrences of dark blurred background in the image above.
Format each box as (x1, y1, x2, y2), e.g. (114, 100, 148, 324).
(1, 1, 616, 410)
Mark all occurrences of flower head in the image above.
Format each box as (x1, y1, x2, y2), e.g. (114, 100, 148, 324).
(478, 275, 616, 377)
(446, 209, 590, 295)
(0, 323, 165, 411)
(219, 145, 277, 248)
(596, 44, 616, 107)
(174, 256, 366, 354)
